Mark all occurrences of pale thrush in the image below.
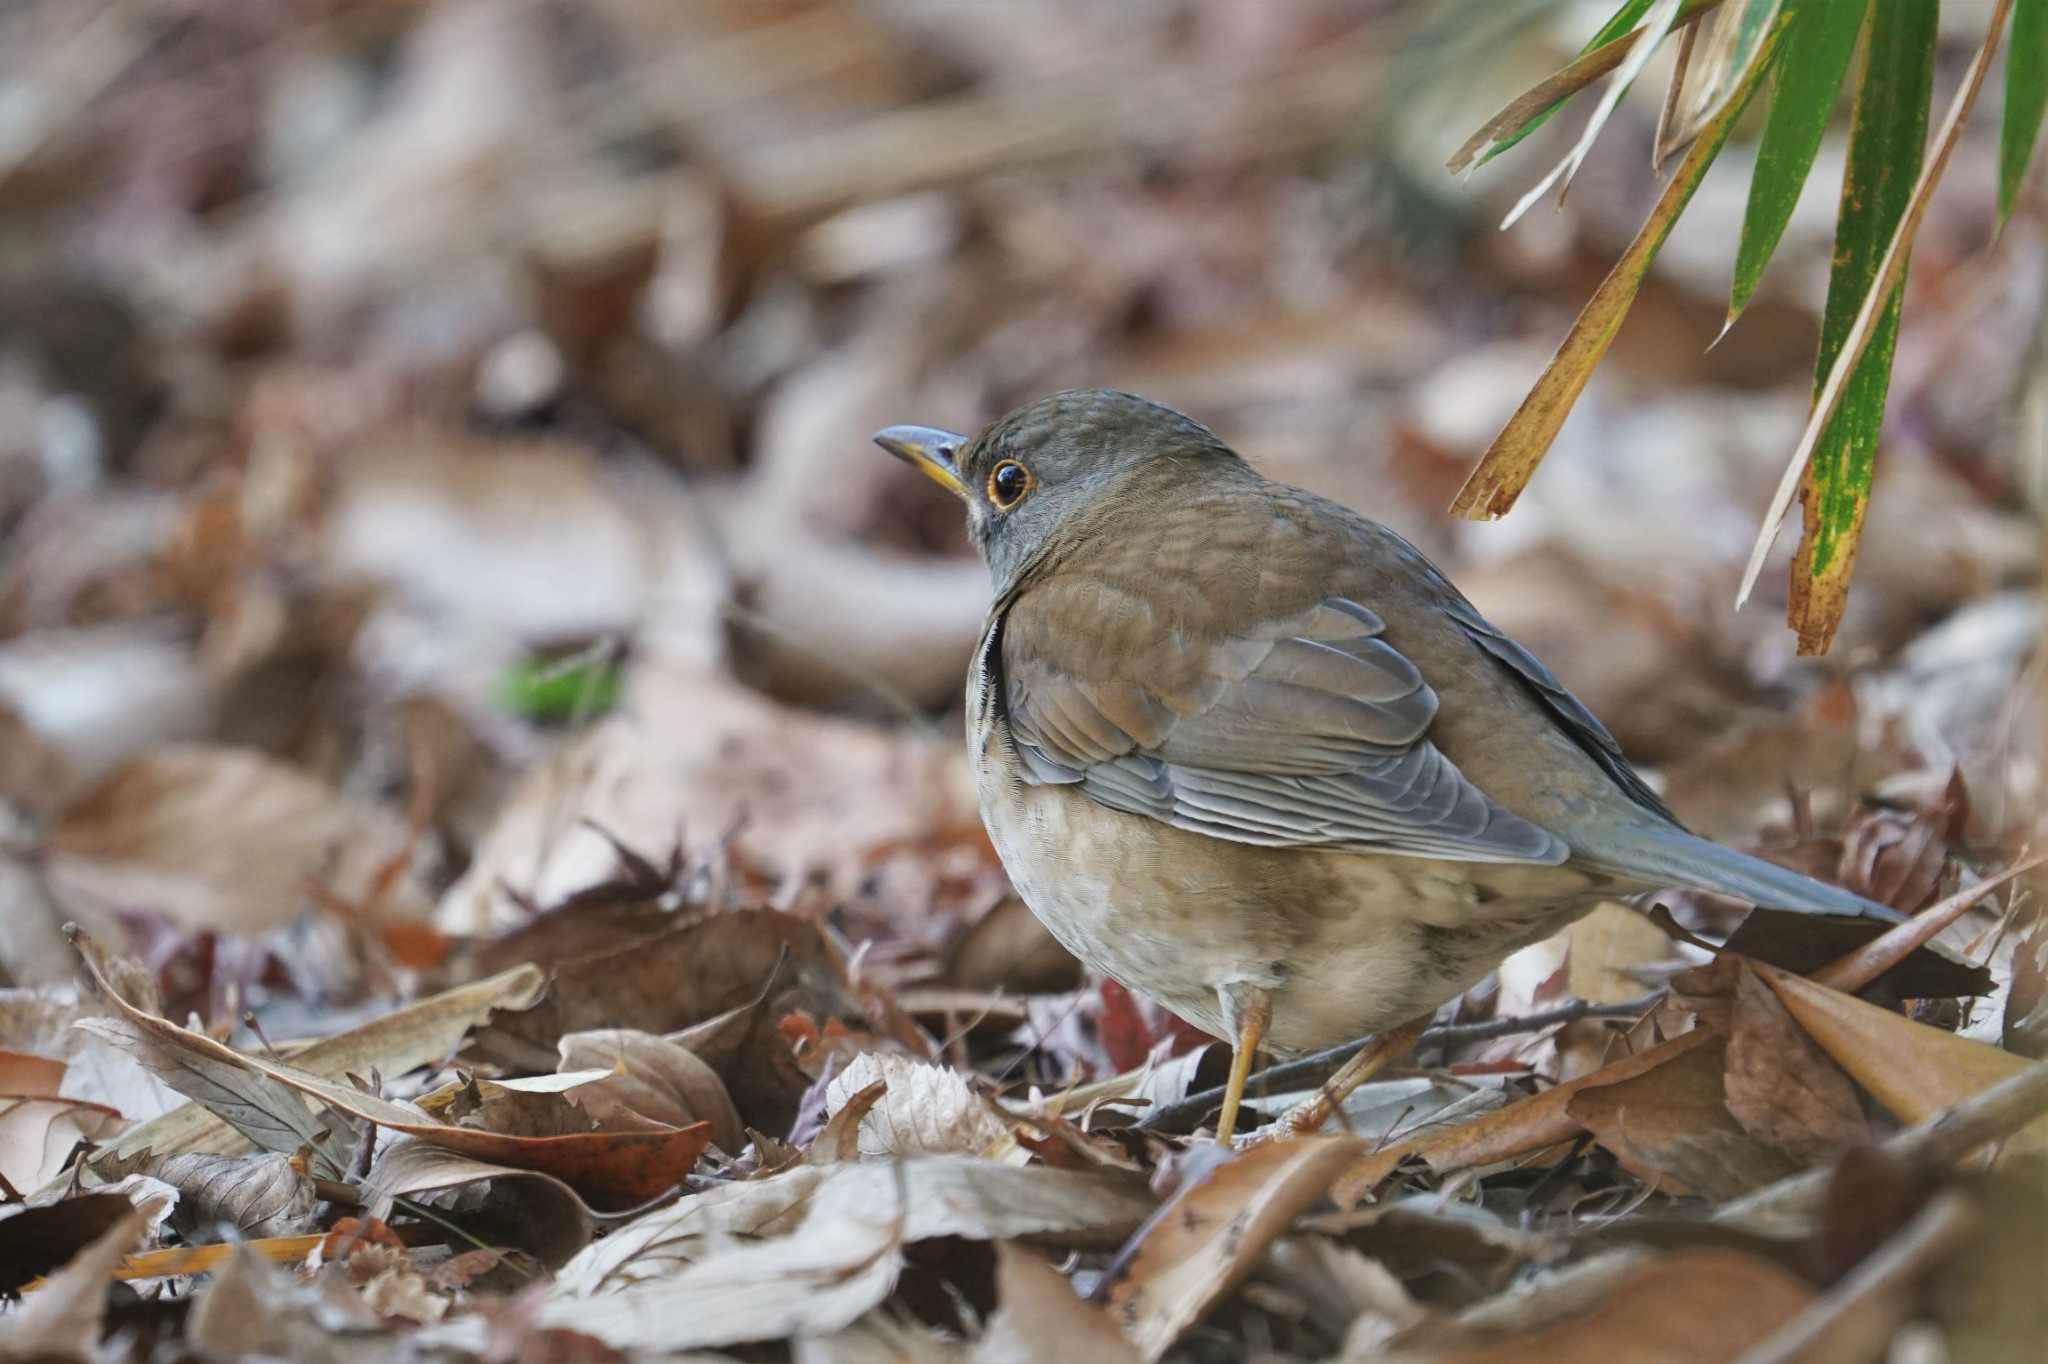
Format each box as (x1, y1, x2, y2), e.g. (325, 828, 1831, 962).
(876, 389, 1900, 1142)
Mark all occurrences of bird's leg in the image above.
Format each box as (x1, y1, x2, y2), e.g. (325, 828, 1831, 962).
(1214, 987, 1271, 1145)
(1278, 1014, 1430, 1136)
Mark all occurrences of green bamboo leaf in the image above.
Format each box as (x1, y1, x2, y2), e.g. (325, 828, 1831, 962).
(1726, 0, 1871, 323)
(2001, 0, 2048, 224)
(1784, 0, 1936, 652)
(1450, 19, 1789, 521)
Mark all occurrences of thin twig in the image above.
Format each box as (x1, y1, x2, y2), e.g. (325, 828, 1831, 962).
(1135, 992, 1665, 1133)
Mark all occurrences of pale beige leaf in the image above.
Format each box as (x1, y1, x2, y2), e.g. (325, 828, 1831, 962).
(973, 1243, 1138, 1364)
(824, 1052, 1008, 1157)
(0, 1092, 123, 1191)
(48, 744, 426, 934)
(96, 1149, 318, 1238)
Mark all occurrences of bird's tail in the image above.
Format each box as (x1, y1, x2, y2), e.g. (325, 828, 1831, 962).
(1577, 824, 1905, 924)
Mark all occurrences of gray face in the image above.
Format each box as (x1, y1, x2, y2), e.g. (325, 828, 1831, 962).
(875, 388, 1238, 593)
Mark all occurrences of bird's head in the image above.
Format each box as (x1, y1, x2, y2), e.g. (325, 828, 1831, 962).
(874, 388, 1241, 589)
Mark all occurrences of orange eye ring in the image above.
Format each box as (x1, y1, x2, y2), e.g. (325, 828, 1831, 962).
(987, 459, 1034, 509)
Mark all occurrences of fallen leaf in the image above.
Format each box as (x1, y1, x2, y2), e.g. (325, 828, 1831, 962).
(73, 927, 709, 1210)
(1567, 1032, 1799, 1199)
(1415, 1249, 1815, 1362)
(0, 1192, 143, 1296)
(4, 1201, 152, 1357)
(824, 1052, 1008, 1157)
(48, 744, 427, 934)
(1724, 962, 1869, 1161)
(184, 1243, 392, 1363)
(90, 960, 543, 1170)
(1331, 1031, 1716, 1205)
(973, 1242, 1138, 1364)
(0, 1067, 124, 1192)
(359, 1136, 596, 1269)
(1107, 1136, 1368, 1362)
(95, 1148, 317, 1238)
(556, 1028, 746, 1155)
(1756, 963, 2048, 1161)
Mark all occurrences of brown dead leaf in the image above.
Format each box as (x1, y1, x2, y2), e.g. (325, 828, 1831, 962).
(1108, 1136, 1368, 1362)
(96, 1148, 316, 1238)
(1724, 964, 1869, 1161)
(0, 1191, 146, 1296)
(48, 744, 428, 934)
(360, 1136, 596, 1269)
(809, 1079, 888, 1165)
(1566, 1032, 1798, 1200)
(823, 1052, 1008, 1158)
(91, 960, 543, 1170)
(1417, 1249, 1815, 1363)
(556, 1029, 746, 1155)
(974, 1242, 1137, 1364)
(5, 1201, 153, 1357)
(1332, 1031, 1715, 1205)
(73, 926, 708, 1211)
(1756, 963, 2048, 1162)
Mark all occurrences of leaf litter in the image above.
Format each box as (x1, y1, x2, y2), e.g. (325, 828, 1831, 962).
(0, 1, 2042, 1360)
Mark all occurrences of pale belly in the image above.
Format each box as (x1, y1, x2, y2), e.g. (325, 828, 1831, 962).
(975, 743, 1616, 1055)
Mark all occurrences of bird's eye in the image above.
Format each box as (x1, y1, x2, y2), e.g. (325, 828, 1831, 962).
(987, 459, 1033, 509)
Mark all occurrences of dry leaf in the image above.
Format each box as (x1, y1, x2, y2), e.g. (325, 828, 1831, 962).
(557, 1028, 746, 1155)
(1756, 963, 2048, 1161)
(1332, 1031, 1715, 1205)
(0, 1051, 123, 1190)
(1108, 1136, 1368, 1362)
(973, 1242, 1138, 1364)
(1566, 1032, 1799, 1199)
(96, 1148, 317, 1238)
(1412, 1249, 1815, 1362)
(824, 1052, 1008, 1157)
(4, 1201, 153, 1358)
(360, 1135, 597, 1269)
(73, 927, 708, 1210)
(0, 1192, 145, 1295)
(90, 961, 543, 1170)
(1724, 963, 1869, 1160)
(48, 744, 427, 933)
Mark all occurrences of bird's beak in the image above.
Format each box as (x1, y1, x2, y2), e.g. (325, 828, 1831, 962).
(873, 424, 969, 499)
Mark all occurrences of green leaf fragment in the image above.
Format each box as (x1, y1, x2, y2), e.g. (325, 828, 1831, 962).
(1802, 0, 1937, 580)
(2001, 0, 2048, 223)
(1729, 0, 1871, 323)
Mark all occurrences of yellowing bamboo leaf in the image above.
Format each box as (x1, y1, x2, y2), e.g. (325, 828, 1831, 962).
(1755, 963, 2048, 1161)
(1449, 20, 1788, 521)
(1735, 0, 2020, 644)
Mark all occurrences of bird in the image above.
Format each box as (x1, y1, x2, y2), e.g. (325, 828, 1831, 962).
(874, 389, 1903, 1143)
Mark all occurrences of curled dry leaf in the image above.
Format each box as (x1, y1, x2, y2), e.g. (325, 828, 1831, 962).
(810, 1079, 888, 1164)
(557, 1028, 746, 1155)
(96, 1148, 317, 1238)
(1107, 1136, 1371, 1363)
(413, 1157, 1152, 1355)
(89, 960, 543, 1170)
(0, 1049, 125, 1191)
(47, 744, 428, 934)
(360, 1136, 596, 1269)
(823, 1052, 1008, 1158)
(72, 927, 709, 1211)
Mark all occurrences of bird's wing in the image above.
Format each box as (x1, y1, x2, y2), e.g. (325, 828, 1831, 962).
(995, 585, 1571, 865)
